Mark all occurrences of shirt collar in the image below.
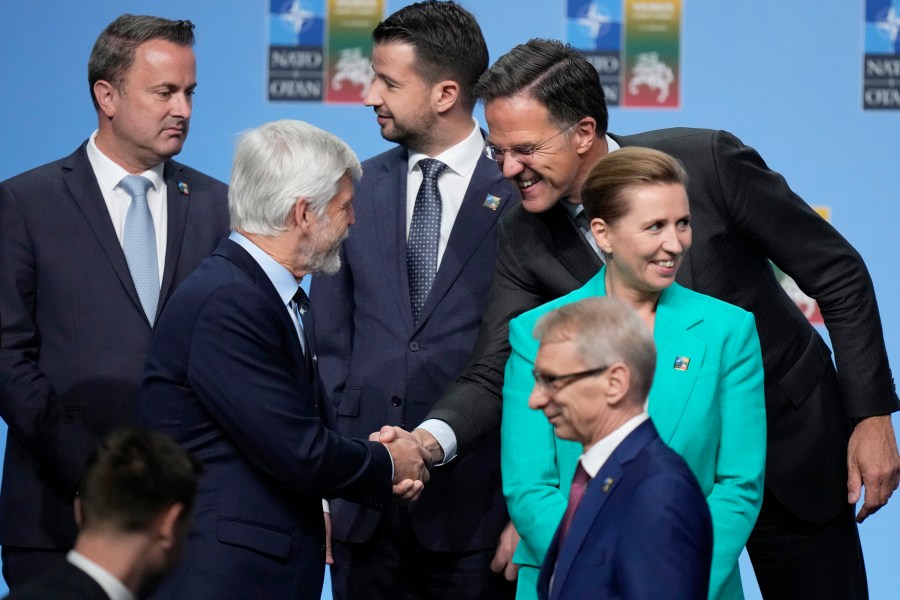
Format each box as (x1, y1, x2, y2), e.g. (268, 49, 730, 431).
(67, 550, 137, 600)
(579, 412, 649, 478)
(229, 231, 302, 306)
(86, 130, 164, 195)
(407, 119, 483, 178)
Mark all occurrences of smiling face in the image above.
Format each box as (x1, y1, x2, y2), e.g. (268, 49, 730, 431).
(94, 39, 196, 173)
(529, 337, 611, 446)
(593, 183, 692, 301)
(484, 95, 594, 213)
(364, 42, 438, 152)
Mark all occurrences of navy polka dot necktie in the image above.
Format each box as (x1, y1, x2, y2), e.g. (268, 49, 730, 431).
(407, 158, 447, 324)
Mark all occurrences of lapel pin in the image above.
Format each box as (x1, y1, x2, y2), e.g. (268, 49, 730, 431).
(177, 181, 190, 196)
(601, 477, 614, 493)
(673, 356, 690, 371)
(482, 194, 501, 211)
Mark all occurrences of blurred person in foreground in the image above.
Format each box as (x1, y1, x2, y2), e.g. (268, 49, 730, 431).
(5, 428, 203, 600)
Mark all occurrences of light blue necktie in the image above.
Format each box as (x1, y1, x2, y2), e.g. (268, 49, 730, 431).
(120, 175, 159, 325)
(407, 158, 447, 324)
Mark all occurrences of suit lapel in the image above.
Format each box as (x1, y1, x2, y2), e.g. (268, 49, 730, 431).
(216, 240, 315, 395)
(61, 144, 148, 323)
(552, 421, 657, 596)
(649, 285, 706, 443)
(414, 154, 510, 329)
(372, 149, 416, 332)
(159, 160, 189, 314)
(540, 202, 602, 285)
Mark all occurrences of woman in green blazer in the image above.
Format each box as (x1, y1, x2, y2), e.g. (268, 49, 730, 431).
(501, 148, 766, 600)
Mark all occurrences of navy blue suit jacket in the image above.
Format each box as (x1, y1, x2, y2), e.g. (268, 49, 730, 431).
(0, 142, 228, 549)
(4, 560, 109, 600)
(537, 420, 713, 600)
(310, 147, 518, 551)
(139, 238, 393, 600)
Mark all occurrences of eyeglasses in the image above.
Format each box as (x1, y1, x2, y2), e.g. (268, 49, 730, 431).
(484, 121, 579, 165)
(532, 365, 610, 392)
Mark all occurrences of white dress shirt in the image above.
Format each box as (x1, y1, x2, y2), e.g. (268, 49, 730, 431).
(85, 131, 168, 282)
(579, 412, 649, 478)
(67, 550, 136, 600)
(406, 120, 484, 266)
(561, 134, 620, 258)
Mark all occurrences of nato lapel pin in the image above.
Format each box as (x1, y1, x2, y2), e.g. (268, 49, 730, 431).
(601, 477, 614, 493)
(673, 356, 690, 371)
(177, 181, 190, 196)
(483, 194, 501, 211)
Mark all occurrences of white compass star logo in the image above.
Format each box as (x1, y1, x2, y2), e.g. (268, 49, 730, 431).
(280, 0, 315, 36)
(578, 3, 612, 40)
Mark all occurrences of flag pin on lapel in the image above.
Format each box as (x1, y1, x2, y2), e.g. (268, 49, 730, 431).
(601, 477, 614, 493)
(673, 356, 690, 371)
(483, 194, 501, 211)
(177, 181, 190, 196)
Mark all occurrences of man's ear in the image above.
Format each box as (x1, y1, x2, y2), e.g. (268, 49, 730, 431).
(156, 503, 185, 549)
(432, 79, 460, 115)
(94, 80, 118, 118)
(604, 363, 631, 406)
(74, 497, 83, 527)
(572, 117, 597, 157)
(290, 197, 312, 231)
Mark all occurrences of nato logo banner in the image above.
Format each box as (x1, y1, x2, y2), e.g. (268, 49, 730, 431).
(567, 0, 681, 109)
(268, 0, 383, 103)
(864, 0, 900, 109)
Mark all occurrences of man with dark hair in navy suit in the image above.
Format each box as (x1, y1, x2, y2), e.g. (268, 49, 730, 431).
(0, 14, 229, 589)
(5, 428, 203, 600)
(309, 2, 519, 598)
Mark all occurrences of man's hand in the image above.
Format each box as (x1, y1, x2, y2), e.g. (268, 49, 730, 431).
(379, 427, 431, 502)
(372, 425, 445, 464)
(847, 415, 900, 523)
(324, 511, 334, 565)
(489, 520, 520, 582)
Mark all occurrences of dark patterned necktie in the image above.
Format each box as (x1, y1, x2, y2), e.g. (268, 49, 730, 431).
(407, 158, 447, 324)
(560, 462, 591, 543)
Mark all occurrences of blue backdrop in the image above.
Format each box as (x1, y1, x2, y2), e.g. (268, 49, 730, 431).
(1, 1, 898, 598)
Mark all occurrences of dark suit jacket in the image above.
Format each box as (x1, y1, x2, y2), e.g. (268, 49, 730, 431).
(4, 560, 109, 600)
(537, 420, 713, 600)
(309, 146, 519, 551)
(139, 238, 393, 600)
(0, 142, 229, 550)
(428, 128, 899, 522)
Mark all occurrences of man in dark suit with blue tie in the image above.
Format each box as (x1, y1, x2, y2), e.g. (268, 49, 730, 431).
(309, 2, 519, 598)
(0, 15, 229, 590)
(529, 297, 712, 600)
(139, 119, 431, 600)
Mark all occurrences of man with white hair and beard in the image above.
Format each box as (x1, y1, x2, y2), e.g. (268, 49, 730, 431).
(138, 119, 431, 600)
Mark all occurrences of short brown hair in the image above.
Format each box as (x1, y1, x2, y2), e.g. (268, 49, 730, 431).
(582, 147, 688, 224)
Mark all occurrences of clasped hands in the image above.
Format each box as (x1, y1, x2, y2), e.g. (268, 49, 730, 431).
(372, 426, 443, 502)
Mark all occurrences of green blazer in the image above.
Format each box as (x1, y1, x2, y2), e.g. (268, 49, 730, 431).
(502, 267, 766, 600)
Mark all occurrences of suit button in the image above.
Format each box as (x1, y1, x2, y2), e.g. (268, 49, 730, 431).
(409, 341, 420, 352)
(391, 396, 402, 407)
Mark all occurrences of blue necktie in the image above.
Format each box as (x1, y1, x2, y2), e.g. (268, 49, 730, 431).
(120, 175, 159, 325)
(407, 158, 447, 324)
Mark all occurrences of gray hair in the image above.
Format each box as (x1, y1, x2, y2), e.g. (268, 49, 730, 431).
(228, 120, 362, 235)
(533, 297, 656, 401)
(88, 14, 195, 111)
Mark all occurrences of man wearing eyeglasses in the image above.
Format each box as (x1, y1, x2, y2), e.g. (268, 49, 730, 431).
(308, 2, 518, 598)
(380, 38, 900, 598)
(528, 297, 712, 600)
